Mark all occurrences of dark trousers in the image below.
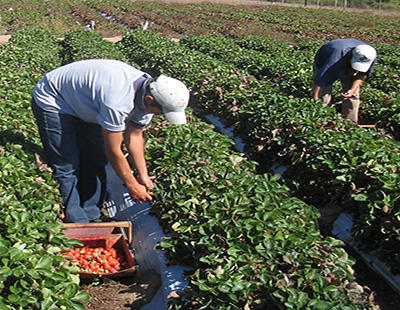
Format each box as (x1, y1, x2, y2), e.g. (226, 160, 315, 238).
(32, 100, 107, 222)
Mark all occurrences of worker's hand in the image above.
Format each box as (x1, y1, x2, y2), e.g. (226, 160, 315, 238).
(137, 174, 154, 189)
(341, 90, 355, 98)
(127, 183, 153, 203)
(312, 84, 322, 100)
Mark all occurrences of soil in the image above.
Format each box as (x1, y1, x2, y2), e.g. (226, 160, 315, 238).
(103, 36, 123, 43)
(0, 34, 11, 44)
(81, 269, 161, 310)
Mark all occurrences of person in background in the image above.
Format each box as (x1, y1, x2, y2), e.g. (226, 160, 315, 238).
(32, 59, 190, 223)
(312, 38, 377, 124)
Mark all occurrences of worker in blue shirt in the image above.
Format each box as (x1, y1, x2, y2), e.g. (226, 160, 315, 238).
(32, 59, 190, 223)
(312, 38, 377, 124)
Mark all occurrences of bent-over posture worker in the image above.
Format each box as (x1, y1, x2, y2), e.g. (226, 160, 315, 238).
(312, 38, 377, 124)
(32, 59, 190, 223)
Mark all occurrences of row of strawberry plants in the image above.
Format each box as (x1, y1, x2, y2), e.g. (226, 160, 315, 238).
(0, 0, 78, 35)
(60, 28, 128, 64)
(179, 33, 311, 97)
(145, 116, 369, 309)
(179, 34, 400, 139)
(0, 0, 126, 36)
(138, 2, 400, 44)
(0, 28, 89, 310)
(118, 29, 400, 273)
(85, 0, 268, 39)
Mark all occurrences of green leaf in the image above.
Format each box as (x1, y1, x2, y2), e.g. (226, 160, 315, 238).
(0, 247, 8, 256)
(7, 294, 20, 303)
(353, 193, 368, 201)
(159, 239, 175, 248)
(41, 299, 56, 310)
(9, 284, 22, 294)
(231, 281, 245, 292)
(35, 256, 52, 269)
(41, 288, 51, 299)
(218, 284, 231, 293)
(197, 282, 211, 291)
(309, 299, 333, 309)
(334, 174, 346, 182)
(64, 283, 79, 299)
(71, 291, 90, 303)
(71, 302, 86, 310)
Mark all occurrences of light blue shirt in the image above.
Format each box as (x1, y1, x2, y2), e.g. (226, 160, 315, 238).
(33, 59, 153, 131)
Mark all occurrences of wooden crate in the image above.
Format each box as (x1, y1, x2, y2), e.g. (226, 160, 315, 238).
(62, 222, 136, 279)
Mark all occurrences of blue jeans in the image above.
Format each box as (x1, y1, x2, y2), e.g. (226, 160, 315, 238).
(32, 100, 107, 222)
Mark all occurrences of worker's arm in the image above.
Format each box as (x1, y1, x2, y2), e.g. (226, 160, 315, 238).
(312, 84, 322, 100)
(124, 125, 154, 189)
(342, 76, 366, 98)
(102, 128, 152, 203)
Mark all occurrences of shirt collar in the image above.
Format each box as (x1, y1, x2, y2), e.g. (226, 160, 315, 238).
(133, 74, 152, 111)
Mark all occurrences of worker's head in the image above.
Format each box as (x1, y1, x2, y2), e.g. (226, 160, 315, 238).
(351, 45, 377, 73)
(144, 75, 190, 125)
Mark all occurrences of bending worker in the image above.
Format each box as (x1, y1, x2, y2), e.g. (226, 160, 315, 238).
(32, 59, 190, 223)
(312, 38, 377, 124)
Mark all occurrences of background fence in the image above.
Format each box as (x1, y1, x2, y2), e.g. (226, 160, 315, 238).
(261, 0, 400, 11)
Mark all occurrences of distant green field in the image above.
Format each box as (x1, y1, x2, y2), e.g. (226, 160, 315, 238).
(0, 0, 399, 45)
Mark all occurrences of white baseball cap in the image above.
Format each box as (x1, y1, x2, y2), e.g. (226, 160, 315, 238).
(149, 75, 190, 125)
(351, 45, 377, 73)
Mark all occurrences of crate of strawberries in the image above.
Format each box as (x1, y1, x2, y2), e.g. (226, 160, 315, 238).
(62, 222, 136, 279)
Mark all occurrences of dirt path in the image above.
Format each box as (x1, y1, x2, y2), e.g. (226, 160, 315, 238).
(82, 269, 161, 310)
(103, 36, 123, 43)
(0, 34, 11, 44)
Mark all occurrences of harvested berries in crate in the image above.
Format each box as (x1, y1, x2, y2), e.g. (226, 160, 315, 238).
(62, 221, 136, 279)
(63, 246, 128, 274)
